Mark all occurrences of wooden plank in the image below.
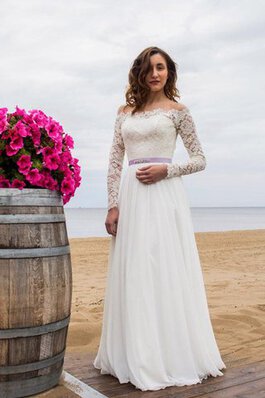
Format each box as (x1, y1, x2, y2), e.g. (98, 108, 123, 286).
(64, 354, 265, 398)
(32, 385, 82, 398)
(60, 371, 108, 398)
(197, 377, 265, 398)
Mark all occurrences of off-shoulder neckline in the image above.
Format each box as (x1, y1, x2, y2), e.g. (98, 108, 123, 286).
(118, 106, 189, 118)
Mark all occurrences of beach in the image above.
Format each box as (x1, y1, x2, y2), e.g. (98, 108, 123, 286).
(66, 229, 265, 369)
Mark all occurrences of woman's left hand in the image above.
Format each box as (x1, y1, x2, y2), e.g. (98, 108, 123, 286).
(136, 164, 168, 184)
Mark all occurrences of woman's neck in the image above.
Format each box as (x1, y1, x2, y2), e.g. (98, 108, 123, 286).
(145, 90, 168, 106)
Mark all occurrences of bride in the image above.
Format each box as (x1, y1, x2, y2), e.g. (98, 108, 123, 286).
(93, 46, 226, 391)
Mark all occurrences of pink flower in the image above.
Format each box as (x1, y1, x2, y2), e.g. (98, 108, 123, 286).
(13, 107, 32, 124)
(61, 177, 75, 195)
(63, 194, 72, 204)
(58, 166, 71, 178)
(71, 158, 80, 169)
(44, 175, 58, 190)
(30, 123, 41, 147)
(46, 119, 62, 141)
(47, 179, 58, 190)
(0, 106, 80, 203)
(42, 147, 53, 157)
(1, 127, 11, 139)
(29, 109, 49, 128)
(54, 140, 62, 153)
(25, 168, 41, 185)
(14, 106, 27, 119)
(6, 144, 19, 156)
(0, 108, 8, 117)
(45, 154, 60, 170)
(0, 107, 8, 134)
(36, 170, 58, 190)
(74, 174, 81, 187)
(64, 134, 74, 149)
(72, 161, 81, 186)
(15, 120, 29, 138)
(42, 147, 60, 170)
(17, 155, 32, 174)
(60, 151, 72, 165)
(0, 178, 11, 187)
(11, 179, 26, 189)
(10, 134, 24, 151)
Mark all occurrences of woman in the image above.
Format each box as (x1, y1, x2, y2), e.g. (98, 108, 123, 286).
(93, 46, 226, 391)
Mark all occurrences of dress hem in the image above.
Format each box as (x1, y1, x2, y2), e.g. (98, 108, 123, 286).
(93, 361, 226, 392)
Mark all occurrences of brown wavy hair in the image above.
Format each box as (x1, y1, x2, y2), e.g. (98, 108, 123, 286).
(125, 46, 180, 115)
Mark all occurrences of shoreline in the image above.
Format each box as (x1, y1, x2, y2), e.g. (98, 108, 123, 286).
(68, 227, 265, 240)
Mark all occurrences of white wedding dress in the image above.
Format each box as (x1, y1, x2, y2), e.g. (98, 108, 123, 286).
(93, 105, 226, 391)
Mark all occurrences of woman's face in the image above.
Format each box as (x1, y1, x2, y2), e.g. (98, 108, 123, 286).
(145, 53, 168, 92)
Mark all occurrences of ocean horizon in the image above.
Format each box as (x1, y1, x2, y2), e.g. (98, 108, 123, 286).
(64, 207, 265, 238)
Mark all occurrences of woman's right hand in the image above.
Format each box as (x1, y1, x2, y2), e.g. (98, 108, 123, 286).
(105, 207, 119, 236)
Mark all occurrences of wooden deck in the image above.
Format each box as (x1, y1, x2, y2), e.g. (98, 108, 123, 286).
(61, 352, 265, 397)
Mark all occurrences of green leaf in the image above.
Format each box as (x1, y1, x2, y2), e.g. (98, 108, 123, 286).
(0, 140, 6, 150)
(32, 158, 43, 170)
(9, 116, 19, 127)
(12, 170, 24, 180)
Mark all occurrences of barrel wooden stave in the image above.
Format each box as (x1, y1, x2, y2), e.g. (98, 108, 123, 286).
(2, 327, 67, 382)
(0, 255, 71, 329)
(0, 222, 68, 249)
(0, 189, 72, 397)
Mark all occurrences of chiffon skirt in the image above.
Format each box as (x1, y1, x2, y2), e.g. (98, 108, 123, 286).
(93, 162, 226, 391)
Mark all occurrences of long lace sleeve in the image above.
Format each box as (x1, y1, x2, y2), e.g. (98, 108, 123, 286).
(107, 111, 125, 210)
(165, 107, 207, 178)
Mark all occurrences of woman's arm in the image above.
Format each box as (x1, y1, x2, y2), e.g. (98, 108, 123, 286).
(107, 106, 125, 210)
(165, 107, 207, 178)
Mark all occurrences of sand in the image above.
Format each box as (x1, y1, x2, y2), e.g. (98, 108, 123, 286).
(66, 229, 265, 369)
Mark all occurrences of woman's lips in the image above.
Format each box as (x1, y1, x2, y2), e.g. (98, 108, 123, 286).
(150, 81, 159, 84)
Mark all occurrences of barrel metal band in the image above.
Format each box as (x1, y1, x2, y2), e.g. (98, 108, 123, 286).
(0, 245, 70, 259)
(0, 315, 70, 339)
(0, 367, 62, 398)
(0, 189, 63, 207)
(0, 349, 65, 375)
(0, 214, 65, 224)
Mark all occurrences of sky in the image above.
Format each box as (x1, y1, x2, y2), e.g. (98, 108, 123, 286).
(1, 0, 264, 207)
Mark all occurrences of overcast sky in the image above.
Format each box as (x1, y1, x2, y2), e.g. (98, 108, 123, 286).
(1, 0, 264, 207)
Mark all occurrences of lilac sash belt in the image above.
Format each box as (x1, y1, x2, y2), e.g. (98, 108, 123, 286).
(128, 157, 172, 166)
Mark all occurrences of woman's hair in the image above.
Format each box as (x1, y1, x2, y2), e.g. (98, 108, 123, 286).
(125, 46, 180, 115)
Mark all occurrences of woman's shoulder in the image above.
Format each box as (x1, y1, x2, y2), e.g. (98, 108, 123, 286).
(167, 102, 187, 112)
(117, 104, 134, 115)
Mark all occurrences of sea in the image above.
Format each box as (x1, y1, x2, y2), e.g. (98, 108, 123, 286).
(64, 207, 265, 238)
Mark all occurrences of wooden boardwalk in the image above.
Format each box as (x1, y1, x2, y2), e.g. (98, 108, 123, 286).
(63, 352, 265, 397)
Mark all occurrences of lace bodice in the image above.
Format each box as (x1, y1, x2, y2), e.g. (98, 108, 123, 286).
(107, 106, 206, 210)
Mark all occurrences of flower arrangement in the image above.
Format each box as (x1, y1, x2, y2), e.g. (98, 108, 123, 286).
(0, 107, 81, 204)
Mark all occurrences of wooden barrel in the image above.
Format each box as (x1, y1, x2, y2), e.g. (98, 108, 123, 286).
(0, 188, 72, 398)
